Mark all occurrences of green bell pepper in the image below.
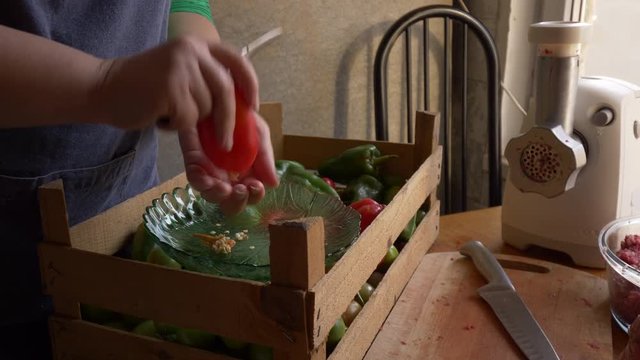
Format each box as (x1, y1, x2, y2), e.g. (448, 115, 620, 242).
(398, 209, 427, 242)
(341, 175, 384, 204)
(318, 145, 397, 184)
(275, 159, 306, 178)
(381, 174, 407, 188)
(399, 213, 417, 241)
(276, 160, 339, 197)
(416, 209, 427, 225)
(382, 185, 402, 205)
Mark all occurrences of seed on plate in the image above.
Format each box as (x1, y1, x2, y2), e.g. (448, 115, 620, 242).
(234, 231, 249, 241)
(193, 233, 237, 254)
(249, 246, 255, 250)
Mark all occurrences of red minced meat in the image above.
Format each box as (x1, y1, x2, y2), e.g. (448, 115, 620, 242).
(613, 235, 640, 327)
(618, 235, 640, 267)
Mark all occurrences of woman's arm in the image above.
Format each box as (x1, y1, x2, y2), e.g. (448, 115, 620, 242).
(0, 22, 258, 135)
(168, 0, 220, 43)
(0, 24, 105, 128)
(169, 12, 220, 43)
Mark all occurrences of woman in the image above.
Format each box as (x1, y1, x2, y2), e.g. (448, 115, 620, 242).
(0, 1, 278, 358)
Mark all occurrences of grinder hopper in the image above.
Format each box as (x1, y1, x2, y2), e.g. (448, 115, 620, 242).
(505, 21, 591, 198)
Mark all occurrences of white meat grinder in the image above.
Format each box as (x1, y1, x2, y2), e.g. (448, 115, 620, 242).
(502, 21, 640, 268)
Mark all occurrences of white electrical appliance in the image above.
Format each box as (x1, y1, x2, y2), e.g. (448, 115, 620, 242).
(502, 21, 640, 268)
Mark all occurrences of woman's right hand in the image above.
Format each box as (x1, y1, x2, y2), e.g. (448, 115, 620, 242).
(93, 36, 259, 150)
(92, 36, 278, 214)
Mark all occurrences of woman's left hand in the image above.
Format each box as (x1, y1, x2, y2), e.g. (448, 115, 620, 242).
(178, 112, 279, 215)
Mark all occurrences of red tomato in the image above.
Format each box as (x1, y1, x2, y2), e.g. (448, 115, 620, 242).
(197, 90, 259, 178)
(349, 198, 385, 232)
(322, 177, 336, 189)
(349, 198, 381, 211)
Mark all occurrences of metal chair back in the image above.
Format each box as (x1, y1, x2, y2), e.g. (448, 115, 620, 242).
(373, 5, 502, 214)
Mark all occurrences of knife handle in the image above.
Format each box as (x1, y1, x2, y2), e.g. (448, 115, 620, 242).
(460, 240, 514, 290)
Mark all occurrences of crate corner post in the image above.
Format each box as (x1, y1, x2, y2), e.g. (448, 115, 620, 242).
(37, 179, 82, 336)
(267, 217, 327, 359)
(414, 110, 442, 213)
(260, 102, 284, 161)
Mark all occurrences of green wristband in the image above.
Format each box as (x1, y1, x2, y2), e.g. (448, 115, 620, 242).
(170, 0, 214, 24)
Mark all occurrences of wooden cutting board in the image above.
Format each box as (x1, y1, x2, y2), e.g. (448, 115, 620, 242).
(364, 252, 613, 360)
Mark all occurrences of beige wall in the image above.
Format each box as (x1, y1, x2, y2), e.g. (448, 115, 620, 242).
(157, 0, 450, 181)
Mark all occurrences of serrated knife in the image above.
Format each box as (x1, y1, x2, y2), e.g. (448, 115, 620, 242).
(460, 240, 560, 360)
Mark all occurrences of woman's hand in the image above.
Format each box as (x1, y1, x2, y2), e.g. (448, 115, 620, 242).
(95, 36, 278, 214)
(620, 315, 640, 360)
(179, 112, 279, 215)
(94, 36, 259, 141)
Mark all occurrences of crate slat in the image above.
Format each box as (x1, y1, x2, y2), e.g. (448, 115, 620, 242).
(39, 180, 72, 246)
(308, 147, 442, 347)
(49, 317, 235, 360)
(68, 173, 188, 255)
(261, 102, 284, 160)
(329, 202, 440, 360)
(38, 243, 305, 349)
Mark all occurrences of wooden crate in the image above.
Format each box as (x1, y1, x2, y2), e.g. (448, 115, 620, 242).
(37, 103, 443, 360)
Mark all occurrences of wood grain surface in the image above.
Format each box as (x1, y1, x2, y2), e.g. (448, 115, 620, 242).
(365, 252, 612, 360)
(434, 206, 627, 357)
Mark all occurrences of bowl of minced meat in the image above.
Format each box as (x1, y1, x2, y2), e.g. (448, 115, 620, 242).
(599, 216, 640, 333)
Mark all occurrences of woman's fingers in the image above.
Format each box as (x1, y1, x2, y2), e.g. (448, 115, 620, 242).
(179, 127, 265, 211)
(187, 59, 213, 125)
(251, 114, 279, 188)
(217, 184, 250, 215)
(197, 48, 236, 150)
(242, 178, 266, 205)
(209, 43, 260, 110)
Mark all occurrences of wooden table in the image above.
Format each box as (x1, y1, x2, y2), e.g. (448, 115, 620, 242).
(434, 206, 627, 358)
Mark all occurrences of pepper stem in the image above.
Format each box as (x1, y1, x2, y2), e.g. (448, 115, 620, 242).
(372, 154, 399, 166)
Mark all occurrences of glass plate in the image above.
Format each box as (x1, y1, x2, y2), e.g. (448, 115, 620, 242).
(143, 177, 360, 282)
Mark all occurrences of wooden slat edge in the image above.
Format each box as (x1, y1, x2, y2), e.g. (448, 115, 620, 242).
(414, 111, 440, 170)
(68, 172, 187, 254)
(49, 317, 235, 360)
(330, 204, 440, 360)
(260, 102, 284, 161)
(415, 111, 441, 211)
(39, 243, 303, 349)
(268, 217, 325, 359)
(269, 217, 325, 290)
(309, 147, 442, 347)
(38, 179, 72, 246)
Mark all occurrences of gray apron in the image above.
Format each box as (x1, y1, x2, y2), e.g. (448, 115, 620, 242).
(0, 1, 170, 358)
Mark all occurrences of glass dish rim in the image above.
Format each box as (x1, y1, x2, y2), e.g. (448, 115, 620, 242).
(599, 215, 640, 284)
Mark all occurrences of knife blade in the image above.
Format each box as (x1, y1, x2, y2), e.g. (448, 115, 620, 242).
(459, 240, 560, 360)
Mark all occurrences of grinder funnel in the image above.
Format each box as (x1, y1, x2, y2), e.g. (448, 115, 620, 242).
(505, 21, 592, 198)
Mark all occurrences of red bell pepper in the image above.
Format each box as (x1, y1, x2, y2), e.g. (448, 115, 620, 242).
(350, 198, 385, 232)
